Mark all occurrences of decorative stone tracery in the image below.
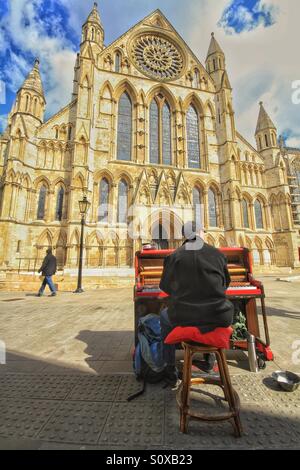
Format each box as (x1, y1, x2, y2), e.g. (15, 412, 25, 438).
(130, 33, 184, 81)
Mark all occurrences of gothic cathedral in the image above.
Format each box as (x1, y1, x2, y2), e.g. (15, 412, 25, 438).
(0, 3, 299, 274)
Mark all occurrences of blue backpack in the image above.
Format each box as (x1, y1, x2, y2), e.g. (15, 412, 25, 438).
(128, 314, 166, 401)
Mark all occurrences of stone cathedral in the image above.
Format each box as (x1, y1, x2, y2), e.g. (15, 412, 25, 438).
(0, 3, 299, 278)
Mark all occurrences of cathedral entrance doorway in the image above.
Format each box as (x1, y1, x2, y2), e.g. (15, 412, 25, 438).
(152, 222, 169, 249)
(150, 210, 183, 250)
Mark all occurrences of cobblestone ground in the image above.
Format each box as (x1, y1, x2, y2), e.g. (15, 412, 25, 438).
(0, 277, 299, 450)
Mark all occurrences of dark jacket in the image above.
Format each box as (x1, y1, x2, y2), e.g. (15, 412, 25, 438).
(39, 254, 57, 277)
(159, 238, 234, 333)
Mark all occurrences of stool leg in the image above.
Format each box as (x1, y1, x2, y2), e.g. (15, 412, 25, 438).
(217, 350, 243, 438)
(180, 344, 192, 433)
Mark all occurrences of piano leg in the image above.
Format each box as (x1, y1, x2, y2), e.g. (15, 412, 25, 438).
(260, 295, 271, 347)
(245, 298, 260, 339)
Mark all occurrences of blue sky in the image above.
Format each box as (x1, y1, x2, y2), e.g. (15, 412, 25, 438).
(0, 0, 299, 147)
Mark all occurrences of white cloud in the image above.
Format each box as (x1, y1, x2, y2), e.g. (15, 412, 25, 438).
(0, 0, 76, 119)
(0, 115, 7, 132)
(186, 0, 300, 146)
(286, 136, 300, 148)
(1, 0, 299, 149)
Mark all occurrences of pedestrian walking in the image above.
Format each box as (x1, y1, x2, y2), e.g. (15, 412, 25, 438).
(37, 248, 57, 297)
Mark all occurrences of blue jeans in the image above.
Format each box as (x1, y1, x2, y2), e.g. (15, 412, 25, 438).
(39, 276, 56, 295)
(160, 307, 176, 368)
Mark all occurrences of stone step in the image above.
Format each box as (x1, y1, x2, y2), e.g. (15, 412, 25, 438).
(0, 275, 134, 292)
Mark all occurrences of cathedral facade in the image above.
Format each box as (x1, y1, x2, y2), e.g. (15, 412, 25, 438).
(0, 4, 299, 274)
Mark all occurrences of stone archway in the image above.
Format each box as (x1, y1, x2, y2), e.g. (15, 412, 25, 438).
(149, 209, 183, 250)
(152, 222, 169, 249)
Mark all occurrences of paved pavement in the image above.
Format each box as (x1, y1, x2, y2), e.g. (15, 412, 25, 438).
(0, 277, 299, 449)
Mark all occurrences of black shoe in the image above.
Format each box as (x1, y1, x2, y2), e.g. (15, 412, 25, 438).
(164, 366, 178, 387)
(192, 359, 217, 374)
(50, 293, 57, 297)
(36, 293, 43, 297)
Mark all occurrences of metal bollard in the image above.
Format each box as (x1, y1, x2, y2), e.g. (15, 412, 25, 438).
(246, 332, 259, 373)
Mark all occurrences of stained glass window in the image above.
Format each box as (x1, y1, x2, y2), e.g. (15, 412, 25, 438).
(242, 199, 249, 228)
(193, 187, 202, 229)
(162, 102, 172, 165)
(149, 97, 172, 165)
(187, 105, 200, 169)
(98, 178, 109, 222)
(55, 187, 64, 221)
(117, 92, 132, 161)
(37, 185, 47, 220)
(208, 189, 217, 227)
(115, 52, 121, 73)
(118, 179, 128, 224)
(150, 99, 159, 164)
(255, 200, 264, 229)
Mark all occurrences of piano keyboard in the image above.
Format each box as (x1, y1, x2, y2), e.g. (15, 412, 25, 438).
(228, 286, 257, 291)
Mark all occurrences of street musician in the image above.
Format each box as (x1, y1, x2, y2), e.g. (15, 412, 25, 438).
(159, 221, 234, 383)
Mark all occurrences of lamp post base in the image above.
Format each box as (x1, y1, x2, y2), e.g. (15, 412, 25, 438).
(74, 288, 84, 294)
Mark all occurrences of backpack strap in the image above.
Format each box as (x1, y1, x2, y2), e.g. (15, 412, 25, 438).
(127, 379, 146, 402)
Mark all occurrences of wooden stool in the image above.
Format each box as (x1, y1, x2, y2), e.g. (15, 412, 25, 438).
(176, 342, 243, 437)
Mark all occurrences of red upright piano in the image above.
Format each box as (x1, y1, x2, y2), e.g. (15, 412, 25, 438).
(134, 247, 273, 365)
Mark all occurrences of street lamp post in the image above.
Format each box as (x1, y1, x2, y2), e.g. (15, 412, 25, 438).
(74, 195, 90, 294)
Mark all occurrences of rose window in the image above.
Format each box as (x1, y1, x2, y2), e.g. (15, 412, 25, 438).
(131, 34, 184, 81)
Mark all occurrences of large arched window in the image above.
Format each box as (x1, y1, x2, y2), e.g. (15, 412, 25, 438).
(193, 187, 202, 229)
(118, 179, 128, 224)
(242, 199, 250, 228)
(254, 200, 264, 229)
(187, 105, 201, 169)
(98, 178, 110, 222)
(149, 95, 172, 165)
(208, 188, 217, 227)
(55, 186, 64, 221)
(150, 99, 159, 164)
(37, 185, 47, 220)
(117, 92, 132, 161)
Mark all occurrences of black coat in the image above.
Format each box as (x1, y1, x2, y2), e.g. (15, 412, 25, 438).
(39, 254, 57, 277)
(160, 238, 234, 333)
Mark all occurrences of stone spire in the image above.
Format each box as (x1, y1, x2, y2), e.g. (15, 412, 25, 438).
(255, 102, 278, 152)
(86, 2, 103, 27)
(8, 58, 46, 132)
(81, 2, 104, 47)
(255, 101, 276, 135)
(205, 32, 227, 86)
(206, 32, 225, 60)
(19, 58, 44, 98)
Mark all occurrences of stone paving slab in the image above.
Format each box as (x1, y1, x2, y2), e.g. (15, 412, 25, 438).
(38, 401, 111, 445)
(115, 375, 165, 403)
(0, 374, 79, 400)
(0, 398, 60, 440)
(67, 375, 121, 402)
(99, 401, 165, 447)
